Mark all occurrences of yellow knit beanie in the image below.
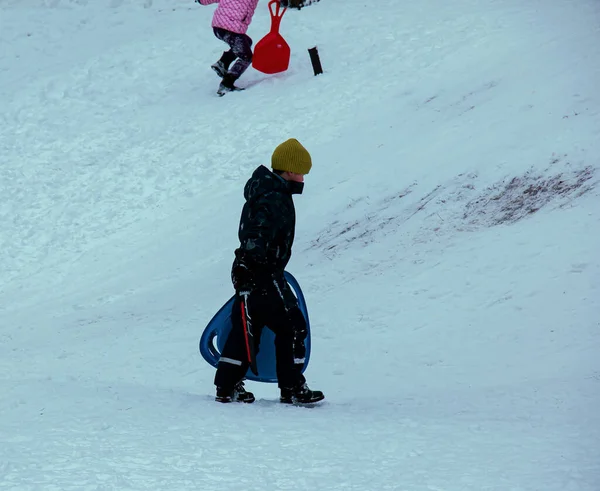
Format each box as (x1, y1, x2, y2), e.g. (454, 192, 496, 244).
(271, 139, 312, 175)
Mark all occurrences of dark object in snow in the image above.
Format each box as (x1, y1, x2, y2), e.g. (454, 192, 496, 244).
(308, 46, 323, 76)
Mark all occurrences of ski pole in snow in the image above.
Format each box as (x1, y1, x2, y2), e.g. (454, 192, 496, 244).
(308, 46, 323, 75)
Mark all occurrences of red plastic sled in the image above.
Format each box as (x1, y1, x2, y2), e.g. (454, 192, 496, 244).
(252, 0, 290, 74)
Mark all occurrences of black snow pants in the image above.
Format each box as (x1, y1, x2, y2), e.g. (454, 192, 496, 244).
(214, 277, 307, 390)
(213, 27, 253, 79)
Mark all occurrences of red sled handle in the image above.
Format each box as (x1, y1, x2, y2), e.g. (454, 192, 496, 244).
(268, 0, 287, 34)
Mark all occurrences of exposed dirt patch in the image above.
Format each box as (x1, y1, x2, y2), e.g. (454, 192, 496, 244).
(463, 166, 595, 227)
(309, 158, 597, 257)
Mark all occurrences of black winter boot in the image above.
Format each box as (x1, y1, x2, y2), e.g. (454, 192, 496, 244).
(280, 383, 324, 405)
(212, 50, 236, 77)
(216, 381, 255, 403)
(217, 73, 245, 96)
(211, 60, 228, 78)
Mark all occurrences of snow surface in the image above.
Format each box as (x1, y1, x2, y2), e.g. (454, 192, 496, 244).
(1, 0, 600, 489)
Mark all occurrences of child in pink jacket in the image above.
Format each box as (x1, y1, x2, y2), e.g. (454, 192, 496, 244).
(196, 0, 261, 95)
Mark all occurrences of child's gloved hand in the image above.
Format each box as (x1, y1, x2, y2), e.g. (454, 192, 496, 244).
(232, 263, 255, 294)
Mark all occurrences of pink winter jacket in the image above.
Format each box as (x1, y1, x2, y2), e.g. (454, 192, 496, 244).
(198, 0, 261, 35)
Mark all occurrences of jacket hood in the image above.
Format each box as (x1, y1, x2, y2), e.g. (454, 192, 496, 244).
(244, 165, 290, 202)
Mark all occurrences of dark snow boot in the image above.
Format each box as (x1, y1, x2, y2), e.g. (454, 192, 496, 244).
(280, 383, 324, 405)
(211, 60, 228, 78)
(216, 381, 255, 403)
(217, 73, 245, 97)
(212, 50, 236, 77)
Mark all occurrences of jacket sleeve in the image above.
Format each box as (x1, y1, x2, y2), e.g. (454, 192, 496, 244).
(197, 0, 219, 5)
(245, 0, 260, 24)
(237, 195, 279, 268)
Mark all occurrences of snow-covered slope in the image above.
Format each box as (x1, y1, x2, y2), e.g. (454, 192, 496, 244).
(1, 0, 599, 489)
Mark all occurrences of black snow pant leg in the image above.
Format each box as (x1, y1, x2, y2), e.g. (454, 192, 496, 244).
(214, 283, 307, 390)
(290, 306, 308, 382)
(249, 282, 307, 389)
(213, 27, 253, 79)
(214, 296, 255, 390)
(219, 49, 237, 70)
(274, 305, 307, 389)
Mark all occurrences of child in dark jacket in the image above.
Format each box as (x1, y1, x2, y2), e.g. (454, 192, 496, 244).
(214, 139, 325, 405)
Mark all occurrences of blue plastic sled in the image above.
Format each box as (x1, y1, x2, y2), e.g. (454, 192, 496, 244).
(199, 271, 311, 384)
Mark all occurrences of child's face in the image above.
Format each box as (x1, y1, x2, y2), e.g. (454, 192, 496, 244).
(282, 172, 305, 183)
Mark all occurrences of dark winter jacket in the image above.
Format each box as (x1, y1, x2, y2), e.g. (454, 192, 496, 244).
(232, 165, 297, 287)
